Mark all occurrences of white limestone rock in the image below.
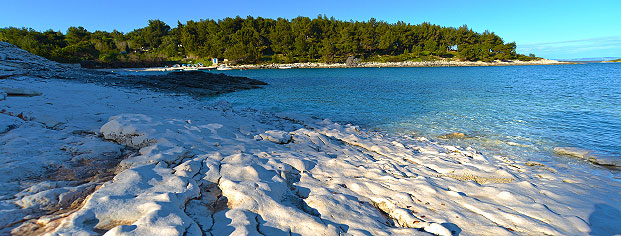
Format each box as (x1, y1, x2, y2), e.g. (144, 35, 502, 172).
(0, 48, 618, 235)
(0, 117, 123, 234)
(0, 113, 22, 133)
(15, 182, 96, 211)
(0, 87, 42, 97)
(100, 114, 160, 148)
(255, 130, 292, 144)
(52, 164, 201, 235)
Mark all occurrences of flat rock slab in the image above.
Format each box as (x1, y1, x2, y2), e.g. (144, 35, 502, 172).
(0, 87, 42, 97)
(553, 147, 591, 159)
(554, 147, 620, 168)
(588, 156, 621, 168)
(121, 70, 268, 97)
(0, 42, 267, 97)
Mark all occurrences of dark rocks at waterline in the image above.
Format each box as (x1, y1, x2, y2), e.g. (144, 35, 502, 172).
(553, 147, 620, 168)
(105, 71, 268, 97)
(1, 42, 267, 97)
(553, 147, 591, 159)
(590, 158, 621, 168)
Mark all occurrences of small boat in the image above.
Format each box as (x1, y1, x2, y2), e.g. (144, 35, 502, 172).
(278, 66, 292, 69)
(216, 65, 233, 70)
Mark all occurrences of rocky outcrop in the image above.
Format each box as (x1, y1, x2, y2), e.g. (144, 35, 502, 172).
(0, 42, 267, 97)
(345, 56, 361, 67)
(0, 112, 125, 235)
(113, 70, 268, 97)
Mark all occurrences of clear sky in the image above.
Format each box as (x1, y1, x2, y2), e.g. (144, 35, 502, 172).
(1, 0, 620, 59)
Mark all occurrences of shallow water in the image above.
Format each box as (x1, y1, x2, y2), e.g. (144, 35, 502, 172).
(201, 63, 621, 169)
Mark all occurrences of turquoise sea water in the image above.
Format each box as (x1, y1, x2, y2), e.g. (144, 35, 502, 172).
(205, 63, 620, 168)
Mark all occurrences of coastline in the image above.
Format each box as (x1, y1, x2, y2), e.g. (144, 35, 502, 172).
(142, 59, 570, 72)
(2, 43, 620, 235)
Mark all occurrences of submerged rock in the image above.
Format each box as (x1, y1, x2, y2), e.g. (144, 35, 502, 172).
(438, 132, 468, 139)
(553, 147, 591, 159)
(525, 161, 545, 167)
(588, 157, 621, 168)
(554, 147, 620, 168)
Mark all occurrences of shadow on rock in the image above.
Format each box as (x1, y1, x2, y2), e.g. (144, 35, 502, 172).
(588, 203, 621, 236)
(441, 222, 462, 236)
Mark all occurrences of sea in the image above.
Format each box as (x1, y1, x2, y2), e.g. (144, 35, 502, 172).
(209, 63, 620, 171)
(137, 63, 621, 174)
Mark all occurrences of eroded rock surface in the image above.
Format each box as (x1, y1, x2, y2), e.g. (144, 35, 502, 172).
(0, 112, 125, 235)
(45, 110, 619, 236)
(1, 41, 620, 236)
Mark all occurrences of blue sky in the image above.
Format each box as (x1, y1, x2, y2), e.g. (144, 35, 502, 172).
(1, 0, 620, 59)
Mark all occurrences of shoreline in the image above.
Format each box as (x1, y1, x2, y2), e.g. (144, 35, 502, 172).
(3, 67, 620, 235)
(2, 42, 620, 235)
(142, 59, 571, 71)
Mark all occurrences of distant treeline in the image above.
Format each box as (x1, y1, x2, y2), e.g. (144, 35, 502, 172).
(0, 16, 539, 67)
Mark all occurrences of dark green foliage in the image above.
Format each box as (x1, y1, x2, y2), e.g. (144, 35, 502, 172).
(0, 16, 539, 67)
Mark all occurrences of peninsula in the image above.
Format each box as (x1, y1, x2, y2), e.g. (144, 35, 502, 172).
(1, 16, 546, 69)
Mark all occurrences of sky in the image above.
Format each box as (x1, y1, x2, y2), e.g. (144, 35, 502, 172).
(1, 0, 620, 59)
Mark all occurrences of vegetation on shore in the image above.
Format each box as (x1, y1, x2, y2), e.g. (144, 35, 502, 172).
(0, 16, 540, 68)
(607, 58, 621, 62)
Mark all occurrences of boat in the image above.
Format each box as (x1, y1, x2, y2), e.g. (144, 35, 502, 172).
(278, 66, 292, 69)
(216, 65, 233, 70)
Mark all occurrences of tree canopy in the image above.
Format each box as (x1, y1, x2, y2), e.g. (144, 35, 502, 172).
(0, 16, 539, 67)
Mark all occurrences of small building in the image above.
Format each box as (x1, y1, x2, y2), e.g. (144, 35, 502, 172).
(212, 58, 218, 65)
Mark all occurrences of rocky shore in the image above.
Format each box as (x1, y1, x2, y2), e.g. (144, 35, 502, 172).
(227, 59, 568, 70)
(1, 42, 619, 236)
(102, 70, 267, 97)
(0, 42, 267, 97)
(140, 58, 569, 72)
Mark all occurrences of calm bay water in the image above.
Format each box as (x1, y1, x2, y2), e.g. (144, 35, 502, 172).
(209, 63, 620, 167)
